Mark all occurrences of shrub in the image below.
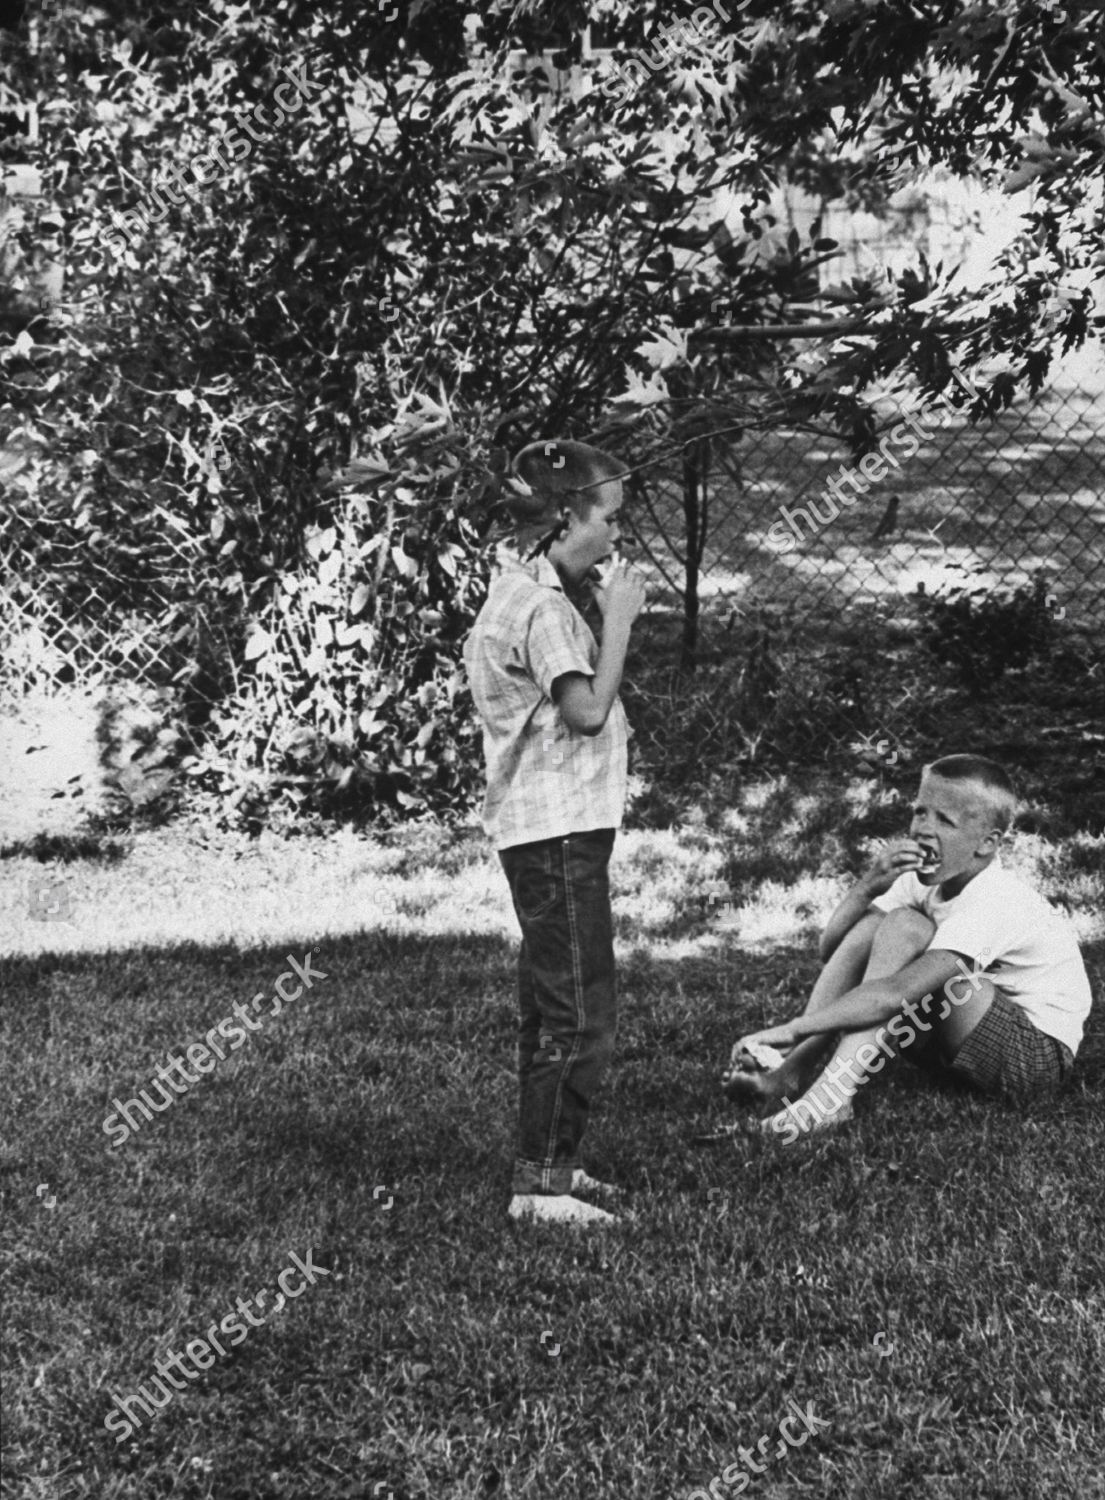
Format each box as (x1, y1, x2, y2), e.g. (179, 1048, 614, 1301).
(913, 567, 1061, 691)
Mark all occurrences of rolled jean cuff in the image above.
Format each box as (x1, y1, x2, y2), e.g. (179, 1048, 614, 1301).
(513, 1156, 578, 1196)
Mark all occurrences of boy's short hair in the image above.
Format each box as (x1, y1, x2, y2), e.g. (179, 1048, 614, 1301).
(922, 754, 1019, 834)
(505, 440, 626, 540)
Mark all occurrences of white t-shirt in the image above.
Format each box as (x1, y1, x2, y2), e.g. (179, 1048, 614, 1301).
(872, 857, 1092, 1055)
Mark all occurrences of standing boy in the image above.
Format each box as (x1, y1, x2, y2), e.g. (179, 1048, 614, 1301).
(463, 440, 646, 1225)
(724, 755, 1092, 1140)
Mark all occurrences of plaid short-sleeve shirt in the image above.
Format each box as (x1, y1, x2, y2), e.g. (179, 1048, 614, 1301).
(462, 547, 629, 850)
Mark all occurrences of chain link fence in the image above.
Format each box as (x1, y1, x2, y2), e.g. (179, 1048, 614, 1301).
(0, 577, 184, 698)
(610, 357, 1104, 796)
(2, 370, 1100, 699)
(2, 350, 1101, 828)
(626, 369, 1105, 664)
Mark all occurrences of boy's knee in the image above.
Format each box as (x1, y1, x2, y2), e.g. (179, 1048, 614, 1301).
(875, 908, 935, 951)
(843, 911, 884, 946)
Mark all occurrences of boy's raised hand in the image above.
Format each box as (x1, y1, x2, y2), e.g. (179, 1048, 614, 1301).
(862, 839, 928, 896)
(594, 560, 646, 630)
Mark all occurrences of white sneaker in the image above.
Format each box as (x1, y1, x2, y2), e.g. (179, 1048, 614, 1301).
(508, 1193, 617, 1226)
(571, 1169, 620, 1199)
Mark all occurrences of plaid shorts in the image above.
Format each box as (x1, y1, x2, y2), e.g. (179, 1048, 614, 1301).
(909, 990, 1075, 1097)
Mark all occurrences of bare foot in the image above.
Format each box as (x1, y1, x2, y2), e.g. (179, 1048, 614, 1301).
(723, 1067, 786, 1105)
(722, 1058, 805, 1107)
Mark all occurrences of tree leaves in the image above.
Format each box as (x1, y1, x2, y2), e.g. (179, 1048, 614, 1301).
(244, 627, 274, 662)
(6, 0, 1101, 823)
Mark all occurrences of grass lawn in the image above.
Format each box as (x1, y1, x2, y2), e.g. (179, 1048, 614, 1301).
(2, 766, 1103, 1500)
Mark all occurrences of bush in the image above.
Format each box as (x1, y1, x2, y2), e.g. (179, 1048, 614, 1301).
(4, 1, 1094, 831)
(178, 425, 494, 827)
(913, 567, 1061, 691)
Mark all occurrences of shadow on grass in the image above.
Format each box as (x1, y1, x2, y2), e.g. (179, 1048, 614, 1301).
(4, 928, 1101, 1194)
(2, 925, 1102, 1499)
(0, 829, 132, 864)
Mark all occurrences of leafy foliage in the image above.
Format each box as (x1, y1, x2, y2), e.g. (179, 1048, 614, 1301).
(913, 567, 1062, 692)
(1, 0, 1101, 822)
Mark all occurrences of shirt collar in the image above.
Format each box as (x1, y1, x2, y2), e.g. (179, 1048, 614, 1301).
(929, 853, 1003, 904)
(494, 542, 564, 592)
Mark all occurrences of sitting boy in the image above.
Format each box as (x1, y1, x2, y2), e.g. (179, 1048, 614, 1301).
(724, 754, 1092, 1141)
(463, 439, 646, 1224)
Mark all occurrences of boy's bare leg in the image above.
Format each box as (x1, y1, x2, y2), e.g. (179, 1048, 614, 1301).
(933, 972, 996, 1054)
(763, 908, 937, 1137)
(726, 912, 884, 1105)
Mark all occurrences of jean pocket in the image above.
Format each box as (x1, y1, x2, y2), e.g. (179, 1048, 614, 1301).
(513, 866, 559, 923)
(561, 829, 615, 890)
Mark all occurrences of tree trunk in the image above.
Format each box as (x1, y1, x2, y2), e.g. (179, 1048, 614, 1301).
(679, 437, 709, 674)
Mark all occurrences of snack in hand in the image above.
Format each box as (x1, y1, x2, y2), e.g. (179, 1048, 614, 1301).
(738, 1040, 788, 1072)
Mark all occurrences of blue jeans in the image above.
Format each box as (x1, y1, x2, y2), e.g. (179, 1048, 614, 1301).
(499, 828, 617, 1195)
